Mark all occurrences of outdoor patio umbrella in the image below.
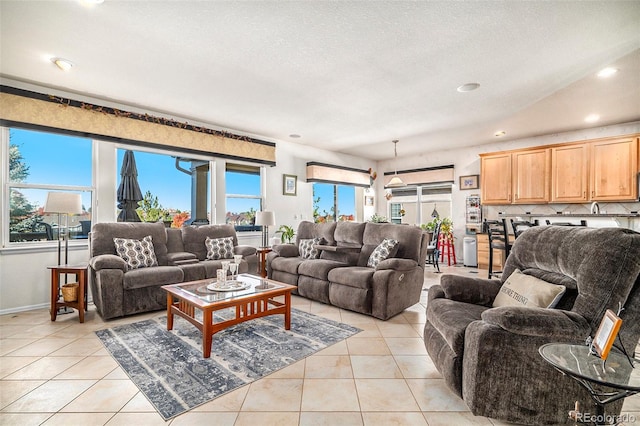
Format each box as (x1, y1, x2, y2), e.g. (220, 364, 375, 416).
(117, 150, 143, 222)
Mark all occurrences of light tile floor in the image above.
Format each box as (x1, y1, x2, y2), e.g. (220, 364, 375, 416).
(1, 265, 638, 425)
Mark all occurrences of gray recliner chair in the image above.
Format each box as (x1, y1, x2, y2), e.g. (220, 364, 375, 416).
(424, 226, 640, 425)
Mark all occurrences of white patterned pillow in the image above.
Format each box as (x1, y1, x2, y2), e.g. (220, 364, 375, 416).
(367, 238, 398, 268)
(299, 238, 321, 259)
(205, 236, 235, 260)
(113, 235, 158, 270)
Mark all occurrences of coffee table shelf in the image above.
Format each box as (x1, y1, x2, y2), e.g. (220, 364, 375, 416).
(163, 274, 295, 358)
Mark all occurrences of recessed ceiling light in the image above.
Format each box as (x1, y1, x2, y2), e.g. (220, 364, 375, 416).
(457, 83, 480, 93)
(494, 130, 506, 137)
(597, 67, 618, 78)
(584, 114, 600, 123)
(289, 134, 301, 139)
(51, 57, 73, 71)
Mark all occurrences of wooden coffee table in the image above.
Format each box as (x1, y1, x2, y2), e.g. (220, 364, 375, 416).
(162, 274, 295, 358)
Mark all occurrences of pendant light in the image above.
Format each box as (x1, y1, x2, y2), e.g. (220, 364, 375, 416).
(387, 139, 406, 188)
(431, 203, 440, 218)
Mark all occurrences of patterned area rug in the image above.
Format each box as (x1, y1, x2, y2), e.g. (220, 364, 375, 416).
(96, 308, 361, 420)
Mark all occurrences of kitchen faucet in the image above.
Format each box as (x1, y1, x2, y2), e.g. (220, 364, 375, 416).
(590, 202, 600, 214)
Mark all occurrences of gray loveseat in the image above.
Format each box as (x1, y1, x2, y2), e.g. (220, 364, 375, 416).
(424, 226, 640, 425)
(89, 222, 258, 320)
(266, 221, 429, 320)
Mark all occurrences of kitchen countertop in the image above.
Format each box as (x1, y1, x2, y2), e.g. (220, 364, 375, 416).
(497, 213, 639, 218)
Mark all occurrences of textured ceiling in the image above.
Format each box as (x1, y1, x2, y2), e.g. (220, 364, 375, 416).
(1, 1, 639, 161)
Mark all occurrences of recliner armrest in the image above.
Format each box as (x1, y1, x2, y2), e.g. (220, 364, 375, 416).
(90, 254, 127, 272)
(272, 244, 299, 257)
(481, 306, 590, 339)
(375, 258, 418, 271)
(234, 245, 257, 256)
(440, 274, 502, 307)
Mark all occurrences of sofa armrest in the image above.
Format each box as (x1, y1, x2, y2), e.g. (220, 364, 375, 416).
(167, 252, 198, 266)
(375, 258, 418, 271)
(90, 254, 127, 272)
(481, 306, 591, 339)
(440, 274, 502, 307)
(272, 244, 299, 257)
(235, 245, 257, 256)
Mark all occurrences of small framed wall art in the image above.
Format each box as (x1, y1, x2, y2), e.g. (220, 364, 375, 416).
(283, 174, 297, 196)
(459, 174, 479, 190)
(592, 309, 622, 360)
(364, 196, 374, 206)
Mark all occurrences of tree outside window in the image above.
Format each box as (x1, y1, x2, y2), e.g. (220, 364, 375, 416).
(313, 183, 355, 223)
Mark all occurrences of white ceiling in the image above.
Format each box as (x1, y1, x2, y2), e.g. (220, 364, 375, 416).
(1, 1, 639, 161)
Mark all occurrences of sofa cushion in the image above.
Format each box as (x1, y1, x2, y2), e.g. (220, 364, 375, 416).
(296, 221, 337, 245)
(91, 221, 169, 265)
(182, 224, 238, 261)
(122, 266, 184, 290)
(270, 256, 305, 275)
(298, 259, 346, 280)
(328, 266, 375, 289)
(114, 235, 158, 270)
(493, 269, 566, 309)
(299, 237, 321, 259)
(427, 298, 488, 355)
(205, 236, 235, 260)
(367, 238, 398, 268)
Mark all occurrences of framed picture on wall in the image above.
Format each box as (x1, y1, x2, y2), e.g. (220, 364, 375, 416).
(364, 196, 374, 206)
(592, 309, 622, 361)
(283, 174, 297, 196)
(459, 175, 479, 190)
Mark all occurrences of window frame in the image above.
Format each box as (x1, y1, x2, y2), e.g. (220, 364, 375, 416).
(2, 126, 95, 249)
(225, 162, 265, 232)
(312, 182, 357, 223)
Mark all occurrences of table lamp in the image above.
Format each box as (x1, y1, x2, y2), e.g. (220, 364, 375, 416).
(255, 210, 275, 248)
(44, 192, 83, 266)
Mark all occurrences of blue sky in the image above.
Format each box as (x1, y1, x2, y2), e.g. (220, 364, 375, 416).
(11, 128, 355, 217)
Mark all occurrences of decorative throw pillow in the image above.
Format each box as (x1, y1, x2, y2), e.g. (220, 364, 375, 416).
(205, 236, 234, 260)
(367, 238, 398, 268)
(113, 235, 158, 270)
(493, 269, 566, 309)
(299, 237, 321, 259)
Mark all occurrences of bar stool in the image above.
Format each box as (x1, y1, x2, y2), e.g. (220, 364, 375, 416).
(510, 219, 537, 239)
(484, 219, 510, 279)
(425, 221, 442, 273)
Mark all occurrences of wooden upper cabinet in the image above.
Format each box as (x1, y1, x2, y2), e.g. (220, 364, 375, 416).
(551, 143, 589, 203)
(512, 148, 550, 204)
(480, 153, 512, 204)
(590, 136, 638, 201)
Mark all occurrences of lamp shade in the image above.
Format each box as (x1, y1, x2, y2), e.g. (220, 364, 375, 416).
(255, 211, 276, 227)
(386, 175, 406, 188)
(44, 192, 83, 215)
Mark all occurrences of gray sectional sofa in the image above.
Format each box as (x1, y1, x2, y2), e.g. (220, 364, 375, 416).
(89, 222, 258, 320)
(266, 221, 430, 320)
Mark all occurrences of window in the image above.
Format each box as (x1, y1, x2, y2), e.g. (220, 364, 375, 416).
(225, 164, 262, 231)
(390, 203, 403, 224)
(313, 183, 356, 223)
(4, 127, 93, 245)
(116, 148, 209, 227)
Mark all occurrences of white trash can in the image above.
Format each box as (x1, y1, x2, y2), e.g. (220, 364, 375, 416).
(463, 237, 477, 267)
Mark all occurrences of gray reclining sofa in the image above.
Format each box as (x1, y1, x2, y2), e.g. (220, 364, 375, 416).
(89, 222, 258, 320)
(266, 220, 430, 320)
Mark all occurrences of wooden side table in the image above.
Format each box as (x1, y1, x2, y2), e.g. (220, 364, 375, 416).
(48, 264, 88, 323)
(256, 247, 272, 278)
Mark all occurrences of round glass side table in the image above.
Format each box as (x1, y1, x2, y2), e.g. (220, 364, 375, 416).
(539, 343, 639, 425)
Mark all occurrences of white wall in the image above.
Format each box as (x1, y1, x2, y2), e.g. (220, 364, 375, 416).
(1, 76, 637, 313)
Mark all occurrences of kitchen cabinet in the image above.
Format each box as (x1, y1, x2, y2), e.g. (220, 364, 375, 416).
(476, 234, 503, 272)
(551, 143, 589, 203)
(480, 153, 512, 205)
(480, 134, 639, 205)
(512, 148, 550, 204)
(590, 136, 638, 201)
